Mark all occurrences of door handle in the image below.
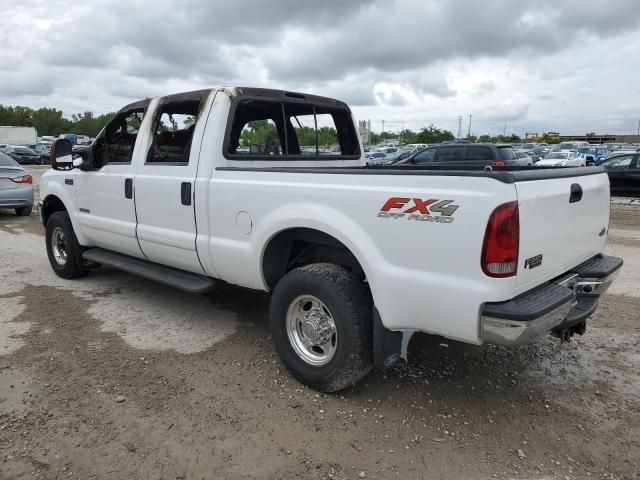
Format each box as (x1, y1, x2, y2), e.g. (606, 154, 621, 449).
(124, 178, 133, 199)
(181, 182, 192, 206)
(569, 183, 582, 203)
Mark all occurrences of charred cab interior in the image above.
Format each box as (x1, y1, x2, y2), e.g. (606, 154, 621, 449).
(224, 91, 361, 160)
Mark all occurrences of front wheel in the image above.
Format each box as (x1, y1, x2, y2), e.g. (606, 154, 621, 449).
(45, 211, 86, 279)
(269, 263, 373, 392)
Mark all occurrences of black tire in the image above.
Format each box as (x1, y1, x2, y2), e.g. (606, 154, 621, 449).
(269, 263, 373, 392)
(45, 211, 86, 279)
(15, 206, 32, 216)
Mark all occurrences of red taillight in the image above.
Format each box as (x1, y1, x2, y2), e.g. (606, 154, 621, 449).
(495, 161, 505, 166)
(10, 175, 33, 184)
(481, 201, 519, 278)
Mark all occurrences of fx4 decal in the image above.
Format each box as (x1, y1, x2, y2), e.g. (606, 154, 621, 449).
(377, 197, 459, 223)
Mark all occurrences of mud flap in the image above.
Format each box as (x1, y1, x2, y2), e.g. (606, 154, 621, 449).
(373, 307, 412, 369)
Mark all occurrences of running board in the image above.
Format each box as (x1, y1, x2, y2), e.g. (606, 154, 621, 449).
(82, 248, 216, 293)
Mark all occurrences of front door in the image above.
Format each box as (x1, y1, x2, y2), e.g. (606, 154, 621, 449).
(75, 104, 149, 257)
(629, 155, 640, 194)
(133, 90, 213, 274)
(605, 154, 635, 196)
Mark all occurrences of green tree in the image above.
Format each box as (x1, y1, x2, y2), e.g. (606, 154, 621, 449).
(538, 133, 560, 144)
(0, 103, 115, 138)
(31, 108, 71, 136)
(415, 124, 455, 144)
(398, 129, 417, 144)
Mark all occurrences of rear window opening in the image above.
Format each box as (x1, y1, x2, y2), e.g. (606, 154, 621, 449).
(226, 98, 360, 160)
(147, 101, 200, 165)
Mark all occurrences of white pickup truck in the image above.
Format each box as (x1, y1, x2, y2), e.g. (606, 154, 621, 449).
(39, 87, 622, 392)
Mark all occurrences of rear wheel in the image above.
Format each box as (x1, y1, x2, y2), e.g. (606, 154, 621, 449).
(45, 211, 86, 279)
(269, 263, 373, 392)
(15, 206, 32, 216)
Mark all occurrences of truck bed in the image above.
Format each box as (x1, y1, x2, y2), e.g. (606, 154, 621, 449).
(217, 165, 606, 183)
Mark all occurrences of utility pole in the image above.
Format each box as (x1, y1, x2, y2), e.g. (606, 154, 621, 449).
(457, 116, 462, 139)
(381, 119, 385, 134)
(467, 114, 472, 139)
(637, 118, 640, 136)
(503, 122, 507, 137)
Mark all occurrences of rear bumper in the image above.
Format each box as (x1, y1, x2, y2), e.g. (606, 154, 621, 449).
(480, 254, 623, 346)
(0, 187, 34, 209)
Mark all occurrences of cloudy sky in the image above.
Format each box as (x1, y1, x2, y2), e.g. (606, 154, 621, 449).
(3, 0, 640, 136)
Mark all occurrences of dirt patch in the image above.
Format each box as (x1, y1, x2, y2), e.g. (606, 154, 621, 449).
(0, 280, 638, 479)
(0, 295, 30, 355)
(0, 209, 44, 236)
(0, 200, 638, 479)
(610, 204, 640, 230)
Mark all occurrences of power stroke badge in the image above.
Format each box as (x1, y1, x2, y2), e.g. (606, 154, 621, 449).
(377, 197, 459, 223)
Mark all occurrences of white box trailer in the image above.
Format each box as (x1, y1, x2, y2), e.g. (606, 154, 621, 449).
(0, 126, 38, 146)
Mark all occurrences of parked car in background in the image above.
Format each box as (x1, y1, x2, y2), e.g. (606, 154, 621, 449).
(0, 151, 34, 216)
(59, 133, 78, 145)
(576, 146, 608, 165)
(368, 150, 412, 166)
(535, 151, 584, 167)
(6, 145, 43, 165)
(515, 151, 533, 163)
(402, 143, 428, 151)
(378, 147, 398, 155)
(365, 151, 386, 163)
(531, 145, 551, 162)
(398, 143, 529, 167)
(604, 143, 623, 152)
(34, 142, 52, 164)
(558, 141, 588, 153)
(600, 153, 640, 196)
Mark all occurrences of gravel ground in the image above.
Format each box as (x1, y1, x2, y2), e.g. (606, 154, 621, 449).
(0, 167, 638, 480)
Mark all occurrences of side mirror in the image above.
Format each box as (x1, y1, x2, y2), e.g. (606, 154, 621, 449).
(50, 139, 81, 170)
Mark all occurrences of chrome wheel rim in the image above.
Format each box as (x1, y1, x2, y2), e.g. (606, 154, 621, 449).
(286, 295, 337, 366)
(51, 226, 68, 266)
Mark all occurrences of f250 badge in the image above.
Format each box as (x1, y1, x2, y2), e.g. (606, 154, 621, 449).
(377, 197, 459, 224)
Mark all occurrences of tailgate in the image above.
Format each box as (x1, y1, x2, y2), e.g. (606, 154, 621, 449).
(514, 170, 610, 295)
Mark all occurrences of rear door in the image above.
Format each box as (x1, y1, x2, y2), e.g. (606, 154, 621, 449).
(629, 155, 640, 194)
(435, 146, 466, 166)
(465, 145, 495, 167)
(513, 171, 611, 295)
(134, 90, 214, 274)
(604, 154, 635, 195)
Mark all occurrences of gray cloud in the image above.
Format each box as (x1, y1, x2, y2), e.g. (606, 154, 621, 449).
(1, 0, 640, 133)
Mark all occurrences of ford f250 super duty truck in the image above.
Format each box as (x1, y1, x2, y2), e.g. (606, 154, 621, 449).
(39, 87, 622, 392)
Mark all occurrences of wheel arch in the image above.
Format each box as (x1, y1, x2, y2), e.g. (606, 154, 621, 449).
(40, 186, 89, 246)
(41, 194, 67, 226)
(261, 226, 371, 292)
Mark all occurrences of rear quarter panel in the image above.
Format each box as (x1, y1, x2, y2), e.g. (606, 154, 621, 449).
(203, 170, 517, 344)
